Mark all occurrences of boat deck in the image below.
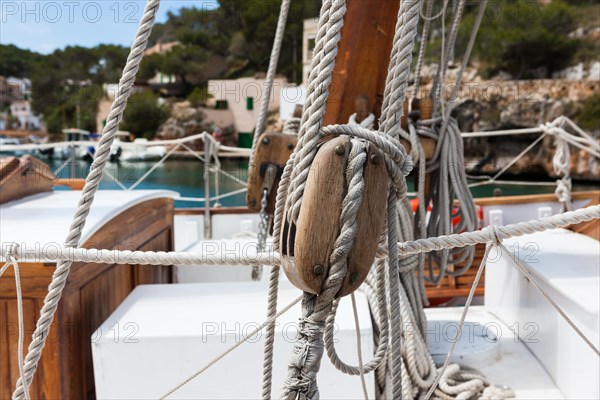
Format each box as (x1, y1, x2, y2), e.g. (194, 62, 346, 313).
(92, 278, 564, 399)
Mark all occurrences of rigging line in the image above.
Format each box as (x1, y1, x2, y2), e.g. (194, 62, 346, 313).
(249, 0, 291, 167)
(181, 142, 249, 188)
(421, 0, 449, 21)
(489, 132, 548, 183)
(84, 150, 129, 190)
(413, 0, 434, 99)
(160, 295, 303, 400)
(4, 206, 599, 266)
(467, 179, 560, 188)
(503, 242, 600, 357)
(351, 293, 369, 400)
(424, 236, 493, 400)
(127, 143, 181, 190)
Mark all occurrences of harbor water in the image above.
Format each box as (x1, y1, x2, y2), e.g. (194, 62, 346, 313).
(45, 158, 598, 209)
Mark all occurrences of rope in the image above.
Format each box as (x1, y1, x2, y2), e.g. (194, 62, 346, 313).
(285, 0, 347, 224)
(399, 204, 600, 255)
(282, 138, 368, 399)
(261, 265, 281, 399)
(501, 241, 600, 356)
(424, 228, 497, 400)
(0, 245, 30, 400)
(380, 0, 423, 143)
(249, 0, 291, 167)
(351, 293, 369, 400)
(4, 205, 598, 266)
(432, 0, 466, 115)
(409, 0, 486, 285)
(348, 112, 375, 130)
(251, 3, 294, 393)
(412, 0, 434, 99)
(11, 2, 161, 397)
(160, 295, 303, 399)
(324, 252, 389, 375)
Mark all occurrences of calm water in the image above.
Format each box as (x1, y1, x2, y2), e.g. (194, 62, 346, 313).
(44, 158, 598, 208)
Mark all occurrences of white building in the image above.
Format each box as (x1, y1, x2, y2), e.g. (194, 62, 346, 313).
(6, 77, 32, 100)
(207, 76, 287, 136)
(9, 100, 42, 130)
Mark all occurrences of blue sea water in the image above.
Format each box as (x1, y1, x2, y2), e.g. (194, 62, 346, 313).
(44, 158, 598, 208)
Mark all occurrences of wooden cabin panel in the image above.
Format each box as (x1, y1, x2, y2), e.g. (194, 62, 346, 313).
(133, 230, 172, 286)
(38, 311, 63, 400)
(0, 263, 53, 298)
(0, 298, 45, 399)
(78, 264, 135, 399)
(0, 198, 174, 400)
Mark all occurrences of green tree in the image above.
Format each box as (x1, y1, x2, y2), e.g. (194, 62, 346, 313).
(0, 45, 42, 78)
(460, 0, 579, 78)
(120, 91, 166, 139)
(577, 94, 600, 131)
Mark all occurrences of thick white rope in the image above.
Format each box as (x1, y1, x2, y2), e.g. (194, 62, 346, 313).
(282, 138, 368, 399)
(4, 205, 598, 266)
(348, 112, 375, 130)
(160, 295, 303, 399)
(380, 0, 423, 146)
(286, 0, 348, 223)
(11, 2, 161, 398)
(324, 252, 389, 375)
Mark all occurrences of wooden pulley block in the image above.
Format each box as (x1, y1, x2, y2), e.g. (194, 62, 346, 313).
(280, 136, 387, 297)
(247, 132, 297, 213)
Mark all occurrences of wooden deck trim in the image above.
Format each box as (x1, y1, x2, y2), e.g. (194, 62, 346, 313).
(474, 190, 599, 206)
(175, 206, 255, 215)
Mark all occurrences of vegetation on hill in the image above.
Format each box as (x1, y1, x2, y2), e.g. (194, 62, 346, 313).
(425, 0, 599, 79)
(0, 0, 598, 135)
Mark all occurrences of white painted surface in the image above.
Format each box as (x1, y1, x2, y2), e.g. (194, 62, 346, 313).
(174, 214, 204, 251)
(485, 228, 600, 399)
(0, 190, 178, 260)
(426, 307, 564, 399)
(279, 86, 307, 120)
(481, 198, 591, 226)
(212, 213, 260, 240)
(174, 212, 263, 283)
(175, 238, 272, 283)
(92, 277, 375, 399)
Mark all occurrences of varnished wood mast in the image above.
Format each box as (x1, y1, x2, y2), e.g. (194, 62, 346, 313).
(323, 0, 400, 126)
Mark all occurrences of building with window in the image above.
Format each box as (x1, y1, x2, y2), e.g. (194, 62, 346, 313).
(302, 18, 319, 85)
(207, 76, 287, 146)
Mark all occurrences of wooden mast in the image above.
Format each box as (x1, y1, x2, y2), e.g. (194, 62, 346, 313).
(323, 0, 400, 126)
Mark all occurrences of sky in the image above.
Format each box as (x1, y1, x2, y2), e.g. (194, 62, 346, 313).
(0, 1, 219, 54)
